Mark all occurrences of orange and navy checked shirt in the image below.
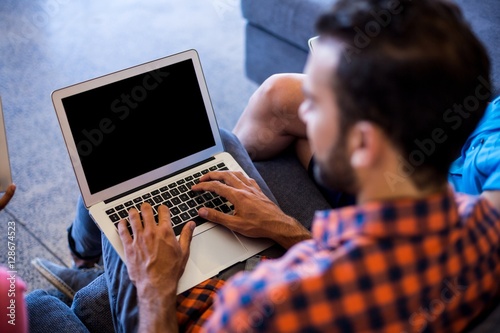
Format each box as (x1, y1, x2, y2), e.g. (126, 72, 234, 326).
(194, 188, 500, 332)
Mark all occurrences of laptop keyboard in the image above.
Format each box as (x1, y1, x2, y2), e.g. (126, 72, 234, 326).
(105, 162, 234, 236)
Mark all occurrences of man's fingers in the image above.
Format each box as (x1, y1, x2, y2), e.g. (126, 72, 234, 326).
(128, 207, 143, 236)
(139, 203, 156, 230)
(199, 171, 251, 189)
(156, 204, 172, 229)
(179, 221, 195, 257)
(192, 180, 236, 203)
(0, 184, 16, 210)
(198, 207, 239, 230)
(117, 219, 132, 245)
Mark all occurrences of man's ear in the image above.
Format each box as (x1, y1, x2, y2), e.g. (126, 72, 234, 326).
(349, 121, 383, 168)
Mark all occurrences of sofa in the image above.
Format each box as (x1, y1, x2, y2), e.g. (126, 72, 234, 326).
(241, 0, 499, 96)
(240, 0, 500, 331)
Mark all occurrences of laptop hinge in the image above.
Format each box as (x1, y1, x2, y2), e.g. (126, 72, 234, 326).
(104, 156, 216, 204)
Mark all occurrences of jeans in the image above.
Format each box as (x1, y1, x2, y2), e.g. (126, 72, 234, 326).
(26, 129, 281, 333)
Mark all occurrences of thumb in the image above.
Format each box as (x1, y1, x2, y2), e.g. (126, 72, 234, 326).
(179, 221, 195, 257)
(198, 207, 235, 227)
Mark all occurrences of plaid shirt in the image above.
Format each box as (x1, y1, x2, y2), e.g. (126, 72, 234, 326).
(197, 188, 500, 332)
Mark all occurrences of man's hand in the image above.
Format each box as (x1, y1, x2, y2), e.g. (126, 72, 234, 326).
(118, 203, 195, 333)
(192, 171, 311, 249)
(0, 184, 16, 210)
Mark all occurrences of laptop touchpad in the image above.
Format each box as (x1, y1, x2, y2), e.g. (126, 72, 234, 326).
(189, 225, 248, 274)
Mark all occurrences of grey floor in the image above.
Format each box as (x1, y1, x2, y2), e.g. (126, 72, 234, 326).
(0, 0, 259, 293)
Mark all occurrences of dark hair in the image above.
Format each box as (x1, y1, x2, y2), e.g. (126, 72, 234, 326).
(316, 0, 491, 188)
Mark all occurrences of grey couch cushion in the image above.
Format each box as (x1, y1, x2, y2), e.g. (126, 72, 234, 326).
(241, 0, 333, 51)
(242, 0, 500, 94)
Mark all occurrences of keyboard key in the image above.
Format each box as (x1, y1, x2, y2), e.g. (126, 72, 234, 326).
(151, 190, 160, 196)
(142, 193, 151, 199)
(217, 163, 225, 168)
(115, 204, 124, 210)
(105, 208, 115, 215)
(220, 204, 232, 213)
(187, 200, 196, 208)
(177, 179, 185, 185)
(172, 216, 182, 225)
(153, 195, 163, 203)
(109, 214, 120, 222)
(171, 197, 181, 205)
(133, 197, 143, 203)
(209, 166, 217, 171)
(118, 210, 128, 218)
(168, 182, 177, 189)
(161, 192, 172, 200)
(170, 188, 180, 196)
(179, 194, 189, 202)
(212, 198, 223, 206)
(188, 209, 198, 217)
(178, 185, 188, 193)
(124, 201, 134, 207)
(170, 207, 180, 216)
(180, 213, 190, 221)
(159, 186, 169, 192)
(179, 203, 189, 212)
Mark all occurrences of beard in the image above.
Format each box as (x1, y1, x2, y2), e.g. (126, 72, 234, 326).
(312, 137, 358, 195)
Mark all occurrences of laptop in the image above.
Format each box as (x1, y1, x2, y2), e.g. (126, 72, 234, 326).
(0, 97, 13, 192)
(52, 49, 273, 293)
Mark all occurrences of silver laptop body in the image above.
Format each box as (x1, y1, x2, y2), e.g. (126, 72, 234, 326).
(52, 49, 272, 293)
(0, 97, 13, 192)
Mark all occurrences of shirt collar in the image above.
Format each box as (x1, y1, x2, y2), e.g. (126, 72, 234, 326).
(312, 188, 460, 250)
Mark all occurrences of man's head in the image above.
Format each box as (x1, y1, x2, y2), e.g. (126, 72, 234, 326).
(299, 0, 491, 197)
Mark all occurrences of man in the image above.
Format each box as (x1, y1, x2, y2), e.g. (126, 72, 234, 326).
(117, 0, 500, 331)
(30, 0, 500, 331)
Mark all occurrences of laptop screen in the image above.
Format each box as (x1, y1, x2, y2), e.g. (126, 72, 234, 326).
(62, 58, 215, 194)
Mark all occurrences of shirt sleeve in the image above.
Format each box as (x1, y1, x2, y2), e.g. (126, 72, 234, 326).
(203, 240, 322, 332)
(470, 131, 500, 192)
(448, 96, 500, 194)
(480, 132, 500, 191)
(202, 258, 296, 332)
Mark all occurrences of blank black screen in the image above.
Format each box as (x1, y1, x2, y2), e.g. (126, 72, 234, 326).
(62, 59, 215, 194)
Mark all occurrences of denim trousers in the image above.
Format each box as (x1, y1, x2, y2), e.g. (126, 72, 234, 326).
(26, 129, 281, 333)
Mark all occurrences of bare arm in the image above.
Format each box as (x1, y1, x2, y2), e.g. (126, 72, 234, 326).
(118, 204, 195, 333)
(482, 191, 500, 213)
